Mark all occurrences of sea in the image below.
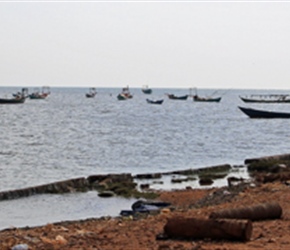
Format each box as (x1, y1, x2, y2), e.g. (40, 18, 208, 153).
(0, 86, 289, 229)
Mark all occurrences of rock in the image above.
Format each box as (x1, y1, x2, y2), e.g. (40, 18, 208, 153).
(12, 244, 29, 250)
(199, 178, 213, 186)
(98, 191, 115, 198)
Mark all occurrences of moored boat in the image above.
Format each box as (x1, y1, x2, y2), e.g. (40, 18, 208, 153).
(0, 97, 26, 104)
(193, 95, 222, 102)
(238, 106, 290, 118)
(166, 94, 188, 100)
(2, 88, 27, 104)
(146, 99, 163, 105)
(239, 95, 290, 103)
(141, 85, 152, 94)
(29, 86, 50, 99)
(29, 93, 46, 99)
(86, 88, 97, 98)
(117, 86, 133, 100)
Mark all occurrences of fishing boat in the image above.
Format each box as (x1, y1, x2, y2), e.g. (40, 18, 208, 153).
(141, 85, 152, 94)
(239, 106, 290, 118)
(117, 86, 133, 100)
(86, 87, 97, 98)
(193, 95, 222, 102)
(166, 94, 188, 100)
(191, 87, 222, 102)
(29, 86, 50, 99)
(146, 99, 163, 105)
(1, 88, 27, 104)
(239, 95, 290, 103)
(29, 93, 46, 99)
(0, 96, 26, 104)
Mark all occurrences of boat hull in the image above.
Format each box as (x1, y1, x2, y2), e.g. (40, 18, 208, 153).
(117, 93, 133, 100)
(142, 89, 152, 94)
(86, 93, 96, 98)
(240, 96, 290, 103)
(193, 96, 222, 102)
(167, 94, 188, 100)
(0, 98, 25, 104)
(239, 106, 290, 118)
(146, 99, 163, 105)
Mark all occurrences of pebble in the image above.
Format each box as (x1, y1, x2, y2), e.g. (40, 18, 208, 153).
(11, 244, 29, 250)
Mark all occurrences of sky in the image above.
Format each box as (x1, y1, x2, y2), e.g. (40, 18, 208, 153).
(1, 1, 290, 90)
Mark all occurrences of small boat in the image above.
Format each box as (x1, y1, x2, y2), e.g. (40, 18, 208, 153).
(239, 95, 290, 103)
(117, 86, 133, 100)
(86, 87, 97, 98)
(190, 87, 222, 102)
(166, 94, 188, 100)
(193, 95, 222, 102)
(141, 85, 152, 94)
(29, 92, 46, 99)
(4, 88, 28, 104)
(29, 87, 50, 99)
(239, 106, 290, 118)
(0, 96, 26, 104)
(146, 99, 163, 105)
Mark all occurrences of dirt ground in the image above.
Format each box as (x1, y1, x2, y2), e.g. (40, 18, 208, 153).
(1, 180, 290, 250)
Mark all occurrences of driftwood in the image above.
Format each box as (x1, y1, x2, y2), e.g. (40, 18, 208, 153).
(163, 217, 252, 241)
(209, 202, 282, 221)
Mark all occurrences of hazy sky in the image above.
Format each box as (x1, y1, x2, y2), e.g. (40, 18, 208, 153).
(1, 1, 290, 89)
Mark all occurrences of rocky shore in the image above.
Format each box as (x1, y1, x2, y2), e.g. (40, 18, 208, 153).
(1, 153, 290, 250)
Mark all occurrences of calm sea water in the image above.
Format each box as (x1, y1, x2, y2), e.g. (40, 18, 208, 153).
(0, 86, 289, 228)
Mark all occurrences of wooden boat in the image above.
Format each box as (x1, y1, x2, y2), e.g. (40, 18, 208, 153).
(190, 87, 222, 102)
(141, 85, 152, 94)
(166, 94, 188, 100)
(146, 98, 163, 105)
(0, 97, 25, 104)
(193, 95, 222, 102)
(4, 88, 27, 104)
(29, 93, 46, 99)
(117, 86, 133, 100)
(29, 87, 50, 99)
(239, 106, 290, 118)
(86, 87, 97, 98)
(239, 95, 290, 103)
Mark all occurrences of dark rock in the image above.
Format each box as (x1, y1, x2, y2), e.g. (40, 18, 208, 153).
(140, 184, 150, 190)
(134, 173, 162, 179)
(199, 178, 214, 186)
(98, 191, 115, 198)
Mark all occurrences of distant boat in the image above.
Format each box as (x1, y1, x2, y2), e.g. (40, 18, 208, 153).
(29, 86, 50, 99)
(166, 94, 188, 100)
(117, 86, 133, 100)
(193, 95, 222, 102)
(239, 106, 290, 118)
(146, 99, 163, 105)
(141, 85, 152, 94)
(191, 87, 222, 102)
(239, 94, 290, 103)
(5, 88, 28, 104)
(0, 97, 26, 104)
(86, 88, 97, 98)
(29, 93, 46, 99)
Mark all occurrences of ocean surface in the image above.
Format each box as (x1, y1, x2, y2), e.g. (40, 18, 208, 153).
(0, 86, 289, 229)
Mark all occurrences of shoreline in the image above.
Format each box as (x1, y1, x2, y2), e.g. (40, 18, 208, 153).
(2, 151, 289, 202)
(1, 153, 290, 249)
